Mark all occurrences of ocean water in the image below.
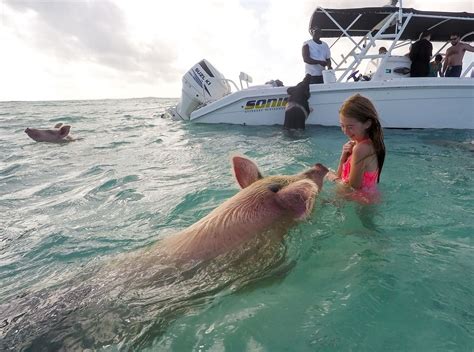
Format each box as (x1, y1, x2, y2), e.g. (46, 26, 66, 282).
(0, 98, 473, 351)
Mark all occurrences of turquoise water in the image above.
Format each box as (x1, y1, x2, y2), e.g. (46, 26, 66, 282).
(0, 98, 473, 351)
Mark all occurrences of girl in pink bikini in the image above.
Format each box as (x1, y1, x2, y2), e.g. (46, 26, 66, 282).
(326, 94, 386, 203)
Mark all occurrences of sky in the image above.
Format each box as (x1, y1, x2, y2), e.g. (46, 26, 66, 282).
(0, 0, 473, 101)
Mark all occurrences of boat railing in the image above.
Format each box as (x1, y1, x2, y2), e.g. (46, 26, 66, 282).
(238, 72, 253, 90)
(321, 6, 415, 82)
(225, 79, 240, 92)
(320, 5, 474, 82)
(199, 78, 239, 106)
(461, 62, 474, 77)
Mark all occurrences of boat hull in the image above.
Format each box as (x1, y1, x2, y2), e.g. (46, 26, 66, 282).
(189, 78, 474, 129)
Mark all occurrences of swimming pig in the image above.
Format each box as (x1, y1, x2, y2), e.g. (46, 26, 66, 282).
(0, 155, 328, 351)
(24, 123, 75, 142)
(159, 155, 328, 262)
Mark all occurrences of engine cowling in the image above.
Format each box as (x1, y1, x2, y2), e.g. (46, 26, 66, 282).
(169, 59, 231, 120)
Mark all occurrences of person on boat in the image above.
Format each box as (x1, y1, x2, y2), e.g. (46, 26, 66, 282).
(325, 94, 386, 203)
(428, 54, 444, 77)
(443, 32, 474, 77)
(409, 31, 433, 77)
(302, 25, 332, 84)
(378, 47, 388, 55)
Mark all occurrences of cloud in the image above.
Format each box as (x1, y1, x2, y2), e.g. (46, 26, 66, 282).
(0, 0, 472, 100)
(4, 0, 178, 81)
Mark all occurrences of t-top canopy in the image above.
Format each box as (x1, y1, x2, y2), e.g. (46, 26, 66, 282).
(309, 7, 474, 42)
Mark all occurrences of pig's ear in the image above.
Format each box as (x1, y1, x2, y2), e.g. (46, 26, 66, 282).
(59, 125, 71, 137)
(54, 123, 63, 128)
(232, 155, 262, 189)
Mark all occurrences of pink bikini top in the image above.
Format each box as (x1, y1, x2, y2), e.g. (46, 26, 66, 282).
(341, 140, 379, 191)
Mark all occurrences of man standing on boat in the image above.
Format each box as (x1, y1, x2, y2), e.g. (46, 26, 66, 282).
(409, 31, 432, 77)
(443, 33, 474, 77)
(302, 26, 332, 84)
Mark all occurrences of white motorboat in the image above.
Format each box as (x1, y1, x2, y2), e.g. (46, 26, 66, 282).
(166, 4, 474, 129)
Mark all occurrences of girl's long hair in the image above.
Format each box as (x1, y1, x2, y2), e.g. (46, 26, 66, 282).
(339, 94, 386, 182)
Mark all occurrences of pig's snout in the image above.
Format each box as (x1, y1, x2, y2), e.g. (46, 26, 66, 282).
(314, 163, 329, 177)
(24, 128, 36, 138)
(305, 163, 329, 190)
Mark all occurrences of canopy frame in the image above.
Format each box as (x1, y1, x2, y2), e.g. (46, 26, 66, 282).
(310, 5, 474, 82)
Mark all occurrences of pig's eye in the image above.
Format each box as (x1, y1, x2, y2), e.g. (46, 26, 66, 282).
(268, 184, 282, 193)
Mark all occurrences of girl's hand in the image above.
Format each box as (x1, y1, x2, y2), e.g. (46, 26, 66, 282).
(325, 171, 340, 182)
(341, 140, 355, 161)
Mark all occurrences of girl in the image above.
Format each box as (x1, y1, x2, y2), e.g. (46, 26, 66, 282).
(326, 94, 385, 200)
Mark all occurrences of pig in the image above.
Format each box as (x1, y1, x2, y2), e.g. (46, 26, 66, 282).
(159, 155, 328, 262)
(0, 156, 328, 351)
(24, 122, 75, 142)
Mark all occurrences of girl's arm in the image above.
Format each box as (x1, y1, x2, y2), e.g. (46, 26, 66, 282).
(346, 143, 372, 189)
(325, 140, 354, 182)
(337, 140, 355, 177)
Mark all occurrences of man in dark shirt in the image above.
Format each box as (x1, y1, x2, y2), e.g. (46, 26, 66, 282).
(409, 31, 433, 77)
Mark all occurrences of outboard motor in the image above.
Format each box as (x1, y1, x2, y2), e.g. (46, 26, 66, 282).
(168, 59, 231, 120)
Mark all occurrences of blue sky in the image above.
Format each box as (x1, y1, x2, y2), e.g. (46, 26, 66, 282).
(0, 0, 472, 101)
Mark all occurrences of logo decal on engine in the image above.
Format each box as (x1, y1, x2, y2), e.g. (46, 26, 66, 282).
(189, 70, 211, 96)
(244, 97, 288, 112)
